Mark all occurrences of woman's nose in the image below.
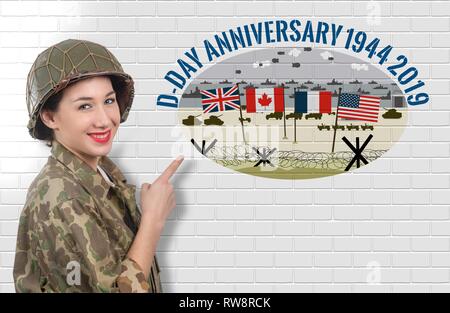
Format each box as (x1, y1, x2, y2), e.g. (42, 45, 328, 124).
(94, 105, 111, 127)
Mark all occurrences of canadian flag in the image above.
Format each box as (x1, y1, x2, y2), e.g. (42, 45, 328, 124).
(245, 87, 285, 113)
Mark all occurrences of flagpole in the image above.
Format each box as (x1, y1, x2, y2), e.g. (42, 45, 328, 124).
(237, 83, 247, 145)
(331, 87, 342, 153)
(283, 91, 287, 139)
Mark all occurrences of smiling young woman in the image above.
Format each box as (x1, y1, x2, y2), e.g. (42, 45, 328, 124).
(14, 39, 183, 293)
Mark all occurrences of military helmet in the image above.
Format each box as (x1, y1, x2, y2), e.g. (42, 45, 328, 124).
(26, 39, 134, 139)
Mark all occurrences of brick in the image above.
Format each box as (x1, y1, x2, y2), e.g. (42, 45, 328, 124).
(294, 269, 333, 283)
(333, 205, 371, 220)
(175, 238, 214, 252)
(236, 222, 273, 236)
(294, 237, 333, 251)
(393, 221, 430, 236)
(255, 238, 292, 251)
(412, 175, 450, 189)
(314, 253, 352, 267)
(373, 238, 410, 252)
(412, 269, 449, 283)
(314, 1, 352, 16)
(255, 205, 292, 220)
(274, 2, 314, 16)
(236, 252, 274, 267)
(236, 191, 273, 205)
(235, 1, 274, 16)
(393, 2, 431, 16)
(217, 238, 253, 252)
(432, 33, 450, 48)
(216, 175, 254, 188)
(432, 190, 450, 205)
(354, 222, 391, 236)
(412, 205, 449, 220)
(59, 18, 97, 32)
(314, 191, 352, 205)
(274, 253, 313, 267)
(178, 18, 215, 32)
(198, 1, 235, 16)
(274, 221, 313, 236)
(354, 190, 391, 205)
(353, 253, 391, 267)
(216, 205, 253, 220)
(177, 268, 214, 283)
(393, 33, 430, 48)
(197, 221, 233, 236)
(314, 221, 352, 236)
(335, 237, 372, 252)
(255, 269, 292, 283)
(197, 253, 234, 267)
(412, 237, 450, 252)
(393, 253, 430, 267)
(393, 190, 430, 205)
(274, 191, 313, 205)
(118, 33, 156, 48)
(412, 18, 450, 31)
(373, 174, 410, 189)
(118, 2, 156, 16)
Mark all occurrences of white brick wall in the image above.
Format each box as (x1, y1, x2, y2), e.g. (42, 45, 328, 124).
(0, 0, 449, 293)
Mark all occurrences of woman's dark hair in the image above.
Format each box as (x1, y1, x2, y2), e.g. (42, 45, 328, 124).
(35, 75, 122, 148)
(35, 91, 63, 148)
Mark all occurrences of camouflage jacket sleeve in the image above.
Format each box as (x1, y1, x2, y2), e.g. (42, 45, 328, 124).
(14, 197, 150, 293)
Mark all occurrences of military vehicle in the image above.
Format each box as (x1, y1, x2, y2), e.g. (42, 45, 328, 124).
(266, 112, 283, 120)
(286, 112, 303, 120)
(182, 114, 202, 126)
(332, 125, 345, 130)
(305, 113, 323, 120)
(204, 115, 224, 126)
(361, 124, 374, 131)
(317, 123, 331, 131)
(239, 117, 251, 123)
(346, 124, 360, 131)
(382, 108, 402, 119)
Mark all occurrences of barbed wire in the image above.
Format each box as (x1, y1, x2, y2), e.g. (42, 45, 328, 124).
(207, 145, 387, 170)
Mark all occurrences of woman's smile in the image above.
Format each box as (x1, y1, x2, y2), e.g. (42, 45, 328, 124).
(88, 129, 112, 143)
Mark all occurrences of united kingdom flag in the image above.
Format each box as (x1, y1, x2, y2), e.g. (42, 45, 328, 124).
(200, 85, 241, 113)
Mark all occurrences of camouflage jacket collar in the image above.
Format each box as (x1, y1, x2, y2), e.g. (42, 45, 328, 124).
(50, 140, 129, 201)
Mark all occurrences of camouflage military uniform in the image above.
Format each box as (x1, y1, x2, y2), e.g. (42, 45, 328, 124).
(13, 140, 162, 293)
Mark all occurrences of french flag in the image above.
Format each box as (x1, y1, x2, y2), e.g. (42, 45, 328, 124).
(294, 91, 332, 113)
(245, 87, 285, 113)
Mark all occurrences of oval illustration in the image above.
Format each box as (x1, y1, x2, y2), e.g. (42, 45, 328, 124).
(177, 47, 408, 180)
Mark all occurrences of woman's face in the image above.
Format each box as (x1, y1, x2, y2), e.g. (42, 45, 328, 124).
(41, 76, 120, 170)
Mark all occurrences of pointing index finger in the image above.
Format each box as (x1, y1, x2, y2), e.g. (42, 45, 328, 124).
(159, 155, 184, 181)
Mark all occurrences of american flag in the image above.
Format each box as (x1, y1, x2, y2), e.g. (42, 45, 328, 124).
(337, 93, 381, 123)
(200, 85, 241, 113)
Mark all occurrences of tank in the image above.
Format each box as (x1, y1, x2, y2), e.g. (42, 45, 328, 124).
(239, 117, 251, 123)
(204, 115, 224, 126)
(346, 124, 360, 131)
(182, 114, 202, 126)
(382, 108, 402, 119)
(361, 123, 374, 131)
(266, 112, 283, 120)
(317, 123, 331, 131)
(305, 113, 323, 120)
(286, 112, 303, 120)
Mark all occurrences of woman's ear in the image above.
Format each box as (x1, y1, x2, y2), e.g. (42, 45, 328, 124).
(40, 110, 58, 130)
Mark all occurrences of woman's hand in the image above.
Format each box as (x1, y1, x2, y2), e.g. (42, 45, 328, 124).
(127, 155, 184, 281)
(139, 155, 184, 233)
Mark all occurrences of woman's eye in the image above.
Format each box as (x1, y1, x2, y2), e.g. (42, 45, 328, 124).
(105, 98, 116, 104)
(79, 104, 91, 110)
